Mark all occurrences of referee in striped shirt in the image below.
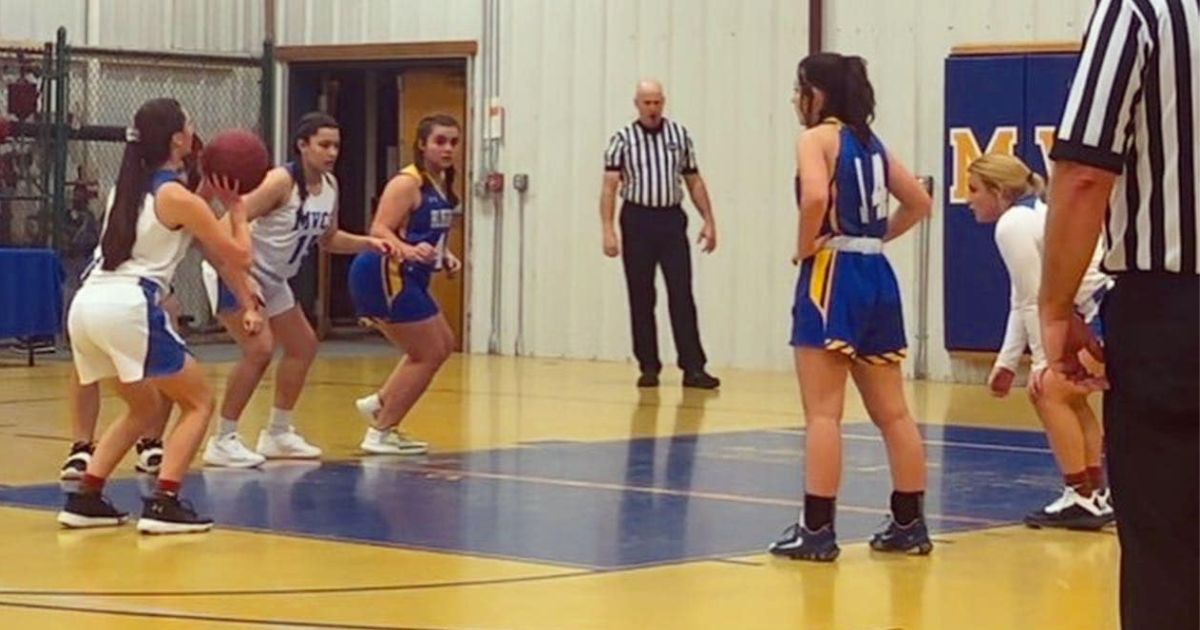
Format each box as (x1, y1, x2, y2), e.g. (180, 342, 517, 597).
(1040, 1, 1197, 627)
(600, 80, 719, 389)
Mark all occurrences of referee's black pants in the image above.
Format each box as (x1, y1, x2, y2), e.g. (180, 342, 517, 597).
(619, 202, 707, 375)
(1102, 272, 1199, 630)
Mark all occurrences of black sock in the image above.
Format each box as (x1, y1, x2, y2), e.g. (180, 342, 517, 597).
(803, 494, 835, 531)
(891, 491, 924, 525)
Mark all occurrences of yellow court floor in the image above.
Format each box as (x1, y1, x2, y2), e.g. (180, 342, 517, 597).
(0, 350, 1118, 629)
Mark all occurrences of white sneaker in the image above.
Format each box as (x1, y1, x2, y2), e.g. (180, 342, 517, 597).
(1042, 486, 1076, 514)
(1024, 486, 1108, 530)
(256, 428, 322, 459)
(202, 433, 266, 468)
(360, 427, 429, 455)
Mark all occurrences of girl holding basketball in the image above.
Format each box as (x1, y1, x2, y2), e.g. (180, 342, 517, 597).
(347, 114, 462, 455)
(200, 112, 395, 468)
(57, 97, 261, 534)
(768, 53, 933, 562)
(60, 139, 204, 481)
(966, 153, 1114, 530)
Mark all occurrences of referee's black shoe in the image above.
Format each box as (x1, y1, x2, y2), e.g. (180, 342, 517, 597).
(637, 372, 660, 388)
(683, 371, 720, 390)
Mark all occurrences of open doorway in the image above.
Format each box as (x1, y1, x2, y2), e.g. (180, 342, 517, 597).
(284, 58, 470, 349)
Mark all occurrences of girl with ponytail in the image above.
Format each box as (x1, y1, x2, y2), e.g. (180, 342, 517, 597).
(966, 153, 1115, 530)
(199, 112, 395, 468)
(58, 97, 261, 535)
(771, 53, 934, 562)
(346, 113, 463, 455)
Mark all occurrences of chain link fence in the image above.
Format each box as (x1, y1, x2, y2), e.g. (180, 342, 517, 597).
(60, 45, 265, 331)
(0, 44, 55, 251)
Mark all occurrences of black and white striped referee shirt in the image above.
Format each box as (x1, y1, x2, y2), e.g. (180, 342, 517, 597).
(604, 119, 698, 208)
(1051, 0, 1199, 275)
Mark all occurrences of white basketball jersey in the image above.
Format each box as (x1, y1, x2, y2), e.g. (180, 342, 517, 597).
(1020, 200, 1113, 318)
(250, 171, 337, 281)
(87, 174, 193, 292)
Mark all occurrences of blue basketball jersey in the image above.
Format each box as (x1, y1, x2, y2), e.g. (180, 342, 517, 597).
(790, 122, 906, 363)
(346, 164, 455, 326)
(825, 124, 890, 238)
(400, 164, 455, 273)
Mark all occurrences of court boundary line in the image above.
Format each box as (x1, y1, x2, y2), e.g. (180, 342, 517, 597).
(379, 461, 1004, 526)
(13, 433, 73, 443)
(762, 428, 1055, 455)
(0, 569, 597, 598)
(0, 524, 1038, 600)
(0, 499, 607, 572)
(0, 599, 443, 630)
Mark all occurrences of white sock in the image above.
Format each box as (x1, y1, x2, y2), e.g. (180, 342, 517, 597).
(361, 392, 382, 414)
(218, 419, 239, 437)
(268, 407, 293, 435)
(366, 426, 388, 441)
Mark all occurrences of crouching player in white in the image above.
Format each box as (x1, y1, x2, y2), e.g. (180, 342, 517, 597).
(201, 112, 395, 467)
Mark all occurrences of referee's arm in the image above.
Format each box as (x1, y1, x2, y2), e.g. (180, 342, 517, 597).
(600, 132, 624, 258)
(681, 130, 717, 253)
(1040, 0, 1145, 376)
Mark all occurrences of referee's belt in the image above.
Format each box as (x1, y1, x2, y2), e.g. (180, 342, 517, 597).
(823, 236, 883, 254)
(622, 200, 682, 210)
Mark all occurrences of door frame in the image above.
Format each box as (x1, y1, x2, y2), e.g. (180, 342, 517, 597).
(276, 41, 477, 348)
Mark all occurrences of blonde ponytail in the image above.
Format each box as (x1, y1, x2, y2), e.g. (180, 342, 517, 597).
(968, 154, 1044, 203)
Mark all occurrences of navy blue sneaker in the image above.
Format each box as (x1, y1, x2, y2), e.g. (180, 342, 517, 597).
(767, 523, 840, 562)
(869, 517, 934, 555)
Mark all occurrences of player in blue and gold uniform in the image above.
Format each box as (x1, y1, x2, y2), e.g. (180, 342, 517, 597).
(348, 114, 462, 456)
(769, 53, 935, 561)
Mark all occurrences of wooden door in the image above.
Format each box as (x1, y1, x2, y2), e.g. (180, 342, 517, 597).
(397, 69, 468, 349)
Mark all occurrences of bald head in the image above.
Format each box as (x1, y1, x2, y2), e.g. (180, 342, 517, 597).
(634, 79, 666, 128)
(635, 80, 664, 99)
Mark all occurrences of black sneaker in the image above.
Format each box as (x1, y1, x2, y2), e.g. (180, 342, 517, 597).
(682, 371, 720, 390)
(869, 517, 934, 555)
(135, 438, 164, 475)
(137, 494, 213, 535)
(767, 523, 840, 562)
(57, 492, 129, 528)
(60, 441, 94, 481)
(1024, 487, 1109, 531)
(637, 372, 660, 388)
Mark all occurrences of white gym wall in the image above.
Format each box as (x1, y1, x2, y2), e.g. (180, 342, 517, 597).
(0, 0, 1099, 381)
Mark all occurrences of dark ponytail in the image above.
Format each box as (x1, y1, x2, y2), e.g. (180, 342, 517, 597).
(797, 52, 876, 144)
(101, 98, 186, 270)
(181, 133, 205, 192)
(412, 114, 461, 207)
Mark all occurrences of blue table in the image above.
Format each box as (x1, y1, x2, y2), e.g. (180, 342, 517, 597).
(0, 248, 64, 365)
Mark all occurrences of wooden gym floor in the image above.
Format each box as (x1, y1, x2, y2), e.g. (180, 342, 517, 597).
(0, 344, 1117, 629)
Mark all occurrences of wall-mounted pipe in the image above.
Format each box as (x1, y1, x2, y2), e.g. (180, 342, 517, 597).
(915, 175, 934, 380)
(809, 0, 823, 54)
(481, 0, 504, 355)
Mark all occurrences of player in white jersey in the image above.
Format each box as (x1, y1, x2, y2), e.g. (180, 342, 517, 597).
(57, 98, 262, 535)
(59, 137, 203, 481)
(200, 112, 395, 467)
(967, 153, 1115, 530)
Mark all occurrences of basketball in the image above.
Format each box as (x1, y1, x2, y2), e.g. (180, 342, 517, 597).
(200, 128, 270, 194)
